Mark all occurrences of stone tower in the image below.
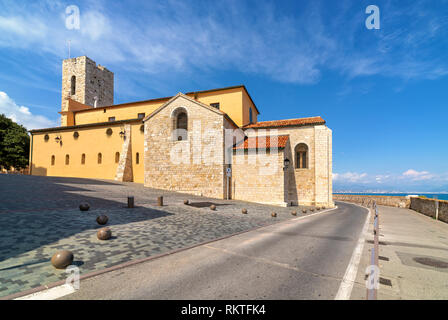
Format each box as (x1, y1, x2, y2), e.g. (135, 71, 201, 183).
(61, 56, 114, 110)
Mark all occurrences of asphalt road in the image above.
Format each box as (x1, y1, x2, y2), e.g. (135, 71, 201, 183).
(62, 202, 368, 300)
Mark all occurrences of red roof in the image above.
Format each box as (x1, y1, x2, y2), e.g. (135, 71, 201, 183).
(233, 135, 289, 150)
(243, 116, 325, 129)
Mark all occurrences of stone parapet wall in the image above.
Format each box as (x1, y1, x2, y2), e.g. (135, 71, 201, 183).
(333, 194, 410, 208)
(410, 197, 448, 223)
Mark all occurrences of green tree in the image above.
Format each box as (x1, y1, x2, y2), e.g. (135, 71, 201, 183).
(0, 114, 30, 170)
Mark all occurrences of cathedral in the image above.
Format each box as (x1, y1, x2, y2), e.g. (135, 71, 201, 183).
(29, 56, 333, 207)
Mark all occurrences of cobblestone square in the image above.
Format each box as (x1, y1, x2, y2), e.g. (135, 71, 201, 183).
(0, 174, 314, 298)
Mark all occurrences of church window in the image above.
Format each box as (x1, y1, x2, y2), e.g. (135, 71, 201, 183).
(98, 153, 102, 164)
(136, 152, 140, 164)
(249, 108, 253, 123)
(51, 155, 55, 166)
(108, 117, 116, 122)
(210, 103, 220, 109)
(71, 76, 76, 95)
(295, 143, 309, 169)
(115, 152, 120, 163)
(172, 108, 188, 141)
(65, 154, 70, 165)
(81, 154, 86, 165)
(138, 113, 145, 119)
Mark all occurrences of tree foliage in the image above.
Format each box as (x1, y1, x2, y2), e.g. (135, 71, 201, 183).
(0, 114, 30, 170)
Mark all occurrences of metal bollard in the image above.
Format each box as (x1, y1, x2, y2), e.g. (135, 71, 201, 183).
(127, 196, 134, 208)
(157, 196, 163, 207)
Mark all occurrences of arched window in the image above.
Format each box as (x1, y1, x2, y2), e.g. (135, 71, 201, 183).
(295, 143, 309, 169)
(71, 76, 76, 95)
(136, 152, 140, 164)
(115, 152, 120, 163)
(51, 155, 55, 166)
(81, 154, 86, 165)
(65, 154, 70, 165)
(249, 108, 253, 124)
(171, 108, 188, 141)
(98, 153, 102, 164)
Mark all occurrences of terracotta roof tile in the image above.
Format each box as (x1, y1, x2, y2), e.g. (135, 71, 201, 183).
(243, 116, 325, 129)
(233, 135, 289, 150)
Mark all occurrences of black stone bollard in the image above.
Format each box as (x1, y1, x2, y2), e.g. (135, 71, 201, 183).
(79, 203, 90, 211)
(127, 196, 134, 208)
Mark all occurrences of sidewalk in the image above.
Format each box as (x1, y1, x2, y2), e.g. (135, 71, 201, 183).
(350, 205, 448, 299)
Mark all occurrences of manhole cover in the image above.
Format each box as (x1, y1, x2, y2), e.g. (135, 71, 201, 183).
(413, 257, 448, 268)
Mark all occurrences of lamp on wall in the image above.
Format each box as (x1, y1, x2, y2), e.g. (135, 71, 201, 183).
(119, 127, 126, 139)
(283, 158, 290, 171)
(55, 135, 62, 144)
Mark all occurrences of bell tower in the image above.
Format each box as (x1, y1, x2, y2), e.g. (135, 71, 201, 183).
(61, 56, 114, 113)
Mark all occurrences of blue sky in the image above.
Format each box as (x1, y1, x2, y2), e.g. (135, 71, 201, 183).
(0, 0, 447, 192)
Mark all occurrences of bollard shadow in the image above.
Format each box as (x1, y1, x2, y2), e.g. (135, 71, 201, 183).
(0, 175, 174, 263)
(188, 202, 232, 208)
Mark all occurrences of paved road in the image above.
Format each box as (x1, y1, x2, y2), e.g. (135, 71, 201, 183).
(63, 202, 368, 300)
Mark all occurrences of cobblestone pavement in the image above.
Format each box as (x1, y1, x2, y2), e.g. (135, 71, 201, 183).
(0, 174, 317, 298)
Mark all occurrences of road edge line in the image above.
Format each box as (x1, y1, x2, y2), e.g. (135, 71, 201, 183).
(14, 284, 76, 300)
(334, 202, 371, 300)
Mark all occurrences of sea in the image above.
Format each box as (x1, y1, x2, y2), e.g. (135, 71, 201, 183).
(334, 193, 448, 201)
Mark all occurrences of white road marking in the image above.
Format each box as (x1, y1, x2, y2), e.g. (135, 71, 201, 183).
(14, 284, 76, 300)
(239, 206, 339, 247)
(334, 204, 371, 300)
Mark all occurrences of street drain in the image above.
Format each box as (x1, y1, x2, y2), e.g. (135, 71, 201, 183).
(413, 257, 448, 269)
(379, 277, 392, 286)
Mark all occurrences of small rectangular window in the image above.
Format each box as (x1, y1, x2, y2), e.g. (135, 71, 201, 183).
(108, 117, 115, 122)
(138, 113, 145, 119)
(210, 103, 220, 109)
(301, 152, 307, 169)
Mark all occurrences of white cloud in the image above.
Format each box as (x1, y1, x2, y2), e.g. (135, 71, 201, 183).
(333, 172, 368, 183)
(402, 169, 434, 181)
(1, 1, 445, 84)
(0, 91, 57, 130)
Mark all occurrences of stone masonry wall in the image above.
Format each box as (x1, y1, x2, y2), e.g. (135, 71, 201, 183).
(115, 124, 133, 182)
(144, 95, 226, 199)
(410, 197, 448, 223)
(245, 125, 333, 207)
(333, 194, 410, 208)
(314, 125, 333, 207)
(232, 148, 286, 206)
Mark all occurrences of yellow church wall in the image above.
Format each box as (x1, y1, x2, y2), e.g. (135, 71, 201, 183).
(242, 90, 258, 126)
(30, 124, 134, 180)
(74, 101, 164, 125)
(189, 88, 244, 126)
